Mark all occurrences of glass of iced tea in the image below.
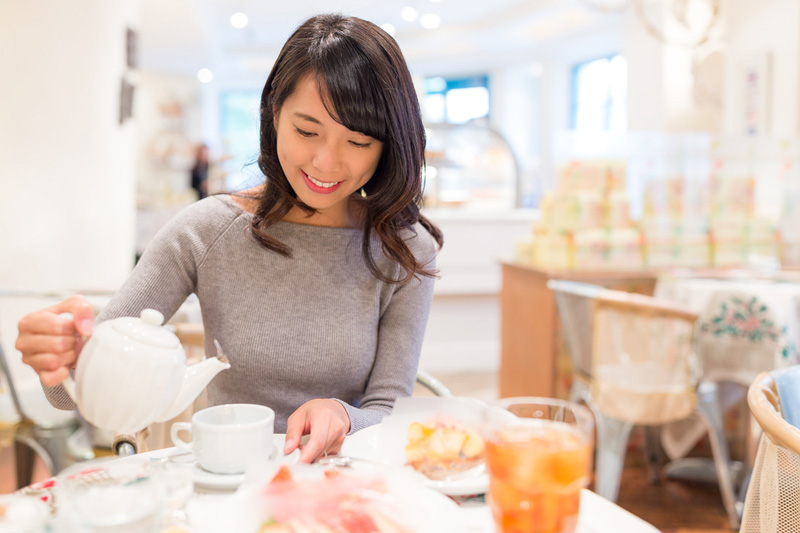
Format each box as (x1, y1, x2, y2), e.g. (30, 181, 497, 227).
(483, 397, 594, 533)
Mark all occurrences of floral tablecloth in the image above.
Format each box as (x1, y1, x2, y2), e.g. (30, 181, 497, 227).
(655, 276, 800, 384)
(655, 275, 800, 458)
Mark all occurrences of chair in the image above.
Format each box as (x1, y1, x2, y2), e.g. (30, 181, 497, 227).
(740, 367, 800, 533)
(548, 280, 740, 528)
(0, 340, 84, 488)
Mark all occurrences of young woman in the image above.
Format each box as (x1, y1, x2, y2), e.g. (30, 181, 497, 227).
(15, 13, 443, 463)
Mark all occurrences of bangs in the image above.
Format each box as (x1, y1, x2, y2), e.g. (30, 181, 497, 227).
(312, 38, 389, 142)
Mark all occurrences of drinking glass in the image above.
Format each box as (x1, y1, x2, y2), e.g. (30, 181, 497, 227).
(152, 454, 196, 530)
(56, 463, 162, 533)
(483, 397, 594, 533)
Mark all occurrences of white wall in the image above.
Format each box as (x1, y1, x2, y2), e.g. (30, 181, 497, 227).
(0, 0, 140, 291)
(721, 0, 800, 137)
(418, 210, 539, 375)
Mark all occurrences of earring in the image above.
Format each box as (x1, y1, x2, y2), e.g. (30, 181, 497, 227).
(360, 188, 367, 199)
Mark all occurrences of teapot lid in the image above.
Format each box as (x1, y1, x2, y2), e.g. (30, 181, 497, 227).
(109, 309, 180, 349)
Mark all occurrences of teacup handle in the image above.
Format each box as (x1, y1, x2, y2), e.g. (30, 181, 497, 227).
(171, 422, 194, 453)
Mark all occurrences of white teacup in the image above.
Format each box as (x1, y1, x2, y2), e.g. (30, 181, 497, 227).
(171, 403, 274, 475)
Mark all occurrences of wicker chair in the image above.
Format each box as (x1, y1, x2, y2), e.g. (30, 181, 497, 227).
(548, 280, 739, 528)
(740, 366, 800, 533)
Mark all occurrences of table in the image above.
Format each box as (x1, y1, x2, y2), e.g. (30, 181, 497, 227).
(655, 276, 800, 384)
(655, 276, 800, 458)
(655, 276, 800, 525)
(17, 436, 660, 533)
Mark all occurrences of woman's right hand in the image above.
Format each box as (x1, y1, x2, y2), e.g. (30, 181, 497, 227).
(15, 295, 95, 387)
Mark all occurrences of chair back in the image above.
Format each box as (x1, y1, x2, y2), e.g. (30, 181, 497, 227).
(740, 368, 800, 533)
(548, 280, 600, 381)
(549, 280, 701, 425)
(591, 288, 699, 425)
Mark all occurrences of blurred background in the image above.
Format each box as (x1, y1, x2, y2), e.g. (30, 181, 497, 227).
(2, 0, 798, 386)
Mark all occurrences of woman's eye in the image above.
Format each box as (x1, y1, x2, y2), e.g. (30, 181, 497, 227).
(350, 141, 371, 149)
(295, 127, 315, 138)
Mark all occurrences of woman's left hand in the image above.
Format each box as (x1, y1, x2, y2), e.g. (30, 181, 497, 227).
(283, 399, 351, 463)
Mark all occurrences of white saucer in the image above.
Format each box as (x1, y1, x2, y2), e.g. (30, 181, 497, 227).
(191, 434, 291, 491)
(193, 465, 245, 490)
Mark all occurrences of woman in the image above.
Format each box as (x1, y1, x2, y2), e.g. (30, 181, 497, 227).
(189, 143, 209, 200)
(15, 14, 443, 463)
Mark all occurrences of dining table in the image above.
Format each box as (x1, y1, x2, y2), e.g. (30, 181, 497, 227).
(654, 274, 800, 460)
(11, 432, 661, 533)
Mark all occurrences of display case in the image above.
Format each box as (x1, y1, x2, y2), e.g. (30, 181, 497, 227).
(424, 123, 519, 209)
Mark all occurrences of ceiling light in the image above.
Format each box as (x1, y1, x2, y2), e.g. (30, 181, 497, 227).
(420, 13, 441, 29)
(197, 68, 214, 83)
(401, 7, 418, 22)
(230, 12, 248, 29)
(380, 23, 396, 36)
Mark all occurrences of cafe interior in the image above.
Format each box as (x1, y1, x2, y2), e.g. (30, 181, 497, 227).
(2, 0, 800, 531)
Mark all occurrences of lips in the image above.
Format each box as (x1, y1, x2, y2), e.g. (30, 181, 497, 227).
(302, 170, 343, 194)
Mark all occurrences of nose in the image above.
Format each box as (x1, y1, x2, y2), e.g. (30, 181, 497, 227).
(312, 140, 342, 173)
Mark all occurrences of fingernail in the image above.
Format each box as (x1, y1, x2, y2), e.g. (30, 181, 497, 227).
(79, 319, 93, 335)
(283, 439, 295, 453)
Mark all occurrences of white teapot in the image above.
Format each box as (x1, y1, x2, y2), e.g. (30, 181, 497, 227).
(62, 309, 231, 435)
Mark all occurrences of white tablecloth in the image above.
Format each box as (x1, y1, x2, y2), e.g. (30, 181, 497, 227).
(48, 442, 659, 533)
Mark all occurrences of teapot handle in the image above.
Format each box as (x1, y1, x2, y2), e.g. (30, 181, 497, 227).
(56, 311, 81, 405)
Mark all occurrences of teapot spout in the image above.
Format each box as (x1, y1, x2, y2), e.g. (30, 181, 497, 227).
(154, 355, 231, 423)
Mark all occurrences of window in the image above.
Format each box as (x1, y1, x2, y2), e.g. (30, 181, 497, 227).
(570, 55, 627, 133)
(422, 75, 489, 124)
(219, 90, 262, 191)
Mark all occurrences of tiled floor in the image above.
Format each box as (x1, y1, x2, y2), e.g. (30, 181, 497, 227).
(2, 371, 733, 532)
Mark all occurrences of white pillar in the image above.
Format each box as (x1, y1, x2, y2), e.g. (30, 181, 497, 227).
(0, 0, 140, 290)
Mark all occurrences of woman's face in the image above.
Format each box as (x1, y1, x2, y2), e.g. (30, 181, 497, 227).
(274, 75, 383, 225)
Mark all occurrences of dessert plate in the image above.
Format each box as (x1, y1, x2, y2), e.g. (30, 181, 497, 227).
(340, 398, 490, 497)
(187, 463, 465, 533)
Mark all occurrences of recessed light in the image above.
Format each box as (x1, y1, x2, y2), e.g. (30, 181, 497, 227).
(197, 68, 214, 83)
(230, 12, 248, 29)
(420, 13, 441, 29)
(401, 7, 418, 22)
(380, 23, 396, 36)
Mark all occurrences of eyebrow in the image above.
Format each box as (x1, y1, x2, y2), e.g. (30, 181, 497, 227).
(293, 112, 322, 125)
(292, 111, 376, 140)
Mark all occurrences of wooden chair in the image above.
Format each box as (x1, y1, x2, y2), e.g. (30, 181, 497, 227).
(740, 367, 800, 533)
(548, 280, 740, 528)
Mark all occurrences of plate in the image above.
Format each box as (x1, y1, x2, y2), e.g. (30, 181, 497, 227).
(192, 434, 298, 490)
(340, 424, 489, 497)
(193, 465, 245, 490)
(187, 463, 465, 533)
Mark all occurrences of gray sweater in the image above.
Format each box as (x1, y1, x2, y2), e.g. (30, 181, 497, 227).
(45, 195, 437, 433)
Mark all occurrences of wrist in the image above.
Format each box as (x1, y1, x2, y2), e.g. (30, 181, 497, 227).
(330, 399, 352, 433)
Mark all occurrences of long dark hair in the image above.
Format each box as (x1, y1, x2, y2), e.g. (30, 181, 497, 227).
(251, 13, 443, 284)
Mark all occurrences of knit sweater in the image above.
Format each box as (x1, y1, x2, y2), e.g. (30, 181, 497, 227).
(44, 194, 438, 433)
